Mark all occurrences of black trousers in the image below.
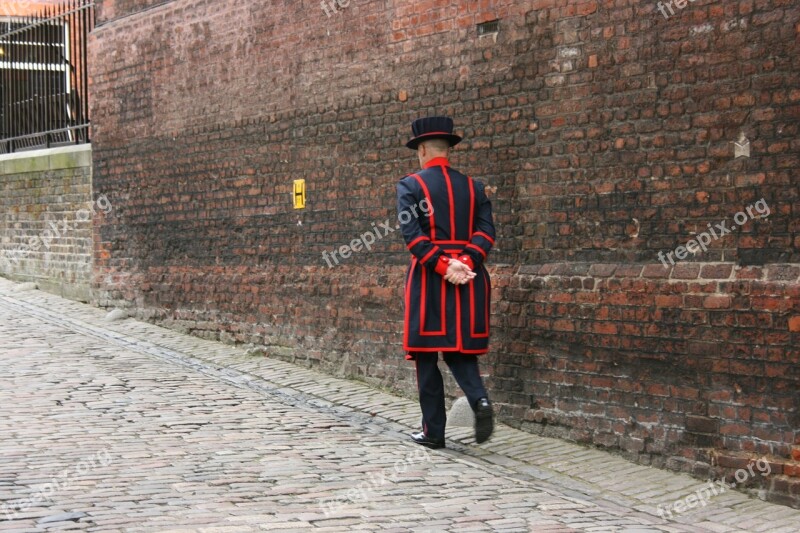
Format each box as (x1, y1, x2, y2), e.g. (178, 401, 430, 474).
(412, 352, 488, 440)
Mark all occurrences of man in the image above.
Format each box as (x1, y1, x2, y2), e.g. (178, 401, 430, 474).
(396, 116, 496, 449)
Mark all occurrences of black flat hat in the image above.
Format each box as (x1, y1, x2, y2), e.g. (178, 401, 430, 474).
(406, 116, 463, 150)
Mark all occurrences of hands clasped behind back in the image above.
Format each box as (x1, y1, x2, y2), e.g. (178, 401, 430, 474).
(444, 260, 476, 285)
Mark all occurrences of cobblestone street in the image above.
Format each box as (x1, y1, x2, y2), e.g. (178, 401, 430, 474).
(1, 278, 798, 532)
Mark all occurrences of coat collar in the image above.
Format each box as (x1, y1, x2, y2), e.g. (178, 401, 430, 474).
(422, 157, 450, 169)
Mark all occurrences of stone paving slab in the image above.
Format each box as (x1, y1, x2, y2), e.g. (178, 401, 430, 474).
(1, 278, 798, 532)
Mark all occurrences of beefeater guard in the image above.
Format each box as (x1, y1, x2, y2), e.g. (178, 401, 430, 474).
(396, 115, 496, 449)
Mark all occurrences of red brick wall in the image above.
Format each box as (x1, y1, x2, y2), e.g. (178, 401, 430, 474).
(89, 0, 800, 505)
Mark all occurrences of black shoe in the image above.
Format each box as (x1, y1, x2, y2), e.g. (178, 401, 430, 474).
(474, 398, 494, 444)
(410, 431, 445, 449)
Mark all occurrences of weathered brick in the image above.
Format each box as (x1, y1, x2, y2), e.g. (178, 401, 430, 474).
(785, 463, 800, 478)
(767, 266, 800, 282)
(686, 415, 720, 434)
(587, 263, 616, 277)
(642, 265, 671, 278)
(704, 296, 732, 309)
(701, 264, 734, 279)
(672, 263, 701, 279)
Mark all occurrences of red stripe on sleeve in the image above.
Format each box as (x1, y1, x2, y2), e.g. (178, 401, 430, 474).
(474, 231, 495, 245)
(420, 246, 440, 264)
(407, 236, 430, 250)
(411, 174, 436, 241)
(466, 243, 487, 258)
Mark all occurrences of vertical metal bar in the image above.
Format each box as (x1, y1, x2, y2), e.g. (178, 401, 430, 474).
(9, 17, 15, 144)
(54, 2, 59, 140)
(65, 1, 72, 140)
(36, 7, 43, 145)
(56, 2, 61, 139)
(76, 0, 83, 140)
(18, 14, 23, 143)
(43, 5, 49, 146)
(46, 3, 52, 144)
(2, 19, 7, 146)
(69, 0, 74, 137)
(75, 0, 81, 139)
(83, 1, 92, 141)
(51, 2, 56, 143)
(47, 4, 53, 144)
(23, 11, 28, 142)
(81, 0, 87, 132)
(1, 19, 5, 144)
(64, 1, 70, 139)
(4, 19, 8, 148)
(13, 15, 20, 143)
(32, 8, 38, 143)
(56, 2, 61, 141)
(46, 4, 53, 145)
(31, 8, 35, 145)
(78, 0, 85, 140)
(16, 13, 22, 144)
(8, 18, 14, 146)
(4, 26, 6, 146)
(19, 13, 25, 144)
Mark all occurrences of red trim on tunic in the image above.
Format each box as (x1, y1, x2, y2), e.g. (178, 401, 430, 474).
(419, 267, 427, 333)
(407, 236, 430, 250)
(411, 174, 436, 241)
(455, 280, 463, 351)
(470, 275, 490, 339)
(423, 157, 450, 169)
(458, 347, 489, 354)
(467, 243, 487, 258)
(403, 258, 415, 349)
(443, 166, 457, 241)
(419, 268, 447, 336)
(405, 346, 489, 354)
(432, 239, 469, 245)
(404, 345, 488, 354)
(485, 275, 490, 336)
(474, 231, 495, 245)
(420, 246, 439, 265)
(468, 177, 475, 240)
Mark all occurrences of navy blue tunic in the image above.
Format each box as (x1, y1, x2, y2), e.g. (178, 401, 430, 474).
(396, 157, 496, 356)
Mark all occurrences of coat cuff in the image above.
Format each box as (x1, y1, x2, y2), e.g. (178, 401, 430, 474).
(434, 255, 451, 276)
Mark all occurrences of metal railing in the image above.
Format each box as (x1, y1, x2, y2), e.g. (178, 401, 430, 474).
(0, 1, 95, 154)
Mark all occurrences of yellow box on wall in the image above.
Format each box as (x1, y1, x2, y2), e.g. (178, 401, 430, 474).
(293, 179, 306, 209)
